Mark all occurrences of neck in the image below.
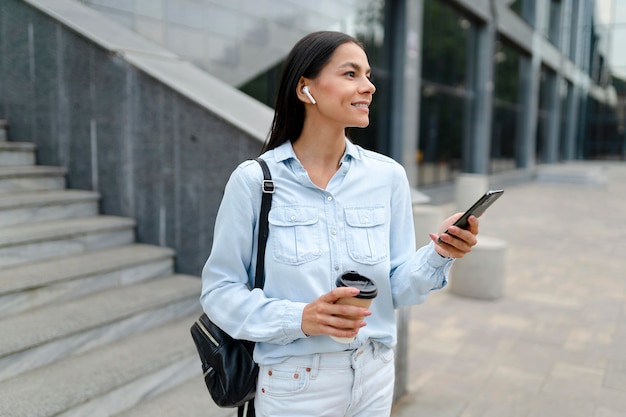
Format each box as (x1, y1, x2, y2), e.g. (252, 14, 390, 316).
(292, 129, 346, 189)
(294, 122, 346, 168)
(293, 136, 345, 171)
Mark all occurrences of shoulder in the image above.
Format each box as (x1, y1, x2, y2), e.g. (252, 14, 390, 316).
(232, 158, 266, 182)
(353, 145, 407, 176)
(221, 159, 268, 204)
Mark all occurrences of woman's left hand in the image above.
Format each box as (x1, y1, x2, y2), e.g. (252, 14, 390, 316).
(429, 213, 479, 259)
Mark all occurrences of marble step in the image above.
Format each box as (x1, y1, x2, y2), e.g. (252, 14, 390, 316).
(0, 165, 66, 194)
(0, 244, 175, 318)
(0, 189, 100, 227)
(0, 313, 203, 417)
(0, 141, 36, 166)
(114, 377, 235, 417)
(0, 215, 136, 267)
(0, 274, 201, 383)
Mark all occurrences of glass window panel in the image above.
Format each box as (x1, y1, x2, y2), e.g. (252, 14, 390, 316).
(418, 93, 464, 186)
(509, 0, 534, 27)
(421, 0, 470, 89)
(536, 66, 556, 163)
(418, 0, 475, 186)
(548, 0, 561, 46)
(569, 0, 580, 61)
(491, 39, 522, 173)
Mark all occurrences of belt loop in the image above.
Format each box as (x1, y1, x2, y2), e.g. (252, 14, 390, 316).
(310, 353, 320, 379)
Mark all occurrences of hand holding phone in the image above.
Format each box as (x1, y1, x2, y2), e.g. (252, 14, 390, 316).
(438, 189, 503, 242)
(452, 189, 503, 229)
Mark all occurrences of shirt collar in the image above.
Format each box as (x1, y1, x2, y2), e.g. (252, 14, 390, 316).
(273, 138, 361, 163)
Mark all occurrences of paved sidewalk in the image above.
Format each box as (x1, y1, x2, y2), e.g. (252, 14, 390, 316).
(392, 161, 626, 417)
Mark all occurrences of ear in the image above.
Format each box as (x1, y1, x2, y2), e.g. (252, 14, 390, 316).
(296, 77, 314, 104)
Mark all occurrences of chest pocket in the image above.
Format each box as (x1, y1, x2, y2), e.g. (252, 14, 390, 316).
(268, 206, 321, 265)
(344, 206, 388, 265)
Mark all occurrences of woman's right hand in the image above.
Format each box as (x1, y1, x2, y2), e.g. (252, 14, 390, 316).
(301, 287, 371, 338)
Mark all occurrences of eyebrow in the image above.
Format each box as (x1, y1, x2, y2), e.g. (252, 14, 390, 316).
(339, 62, 371, 75)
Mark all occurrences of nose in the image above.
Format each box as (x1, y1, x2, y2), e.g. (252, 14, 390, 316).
(361, 76, 376, 95)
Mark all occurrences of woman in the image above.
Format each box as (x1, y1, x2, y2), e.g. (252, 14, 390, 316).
(200, 31, 479, 417)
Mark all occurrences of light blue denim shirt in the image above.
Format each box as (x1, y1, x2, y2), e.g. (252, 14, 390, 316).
(200, 139, 453, 365)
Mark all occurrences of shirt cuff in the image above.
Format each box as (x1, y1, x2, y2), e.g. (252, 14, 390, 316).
(426, 241, 455, 267)
(281, 302, 308, 342)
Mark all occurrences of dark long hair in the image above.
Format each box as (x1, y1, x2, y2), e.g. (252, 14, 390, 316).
(261, 31, 364, 153)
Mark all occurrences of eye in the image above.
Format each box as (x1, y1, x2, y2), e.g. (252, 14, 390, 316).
(345, 71, 356, 78)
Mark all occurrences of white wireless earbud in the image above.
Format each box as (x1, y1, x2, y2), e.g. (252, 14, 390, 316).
(302, 86, 316, 104)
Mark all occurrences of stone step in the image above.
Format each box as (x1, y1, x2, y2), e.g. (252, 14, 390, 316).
(0, 165, 66, 193)
(0, 215, 135, 267)
(114, 377, 235, 417)
(0, 189, 100, 227)
(0, 243, 175, 317)
(0, 313, 203, 417)
(0, 274, 200, 383)
(0, 141, 36, 166)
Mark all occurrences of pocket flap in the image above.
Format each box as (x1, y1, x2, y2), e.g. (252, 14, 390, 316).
(344, 207, 385, 227)
(269, 206, 318, 226)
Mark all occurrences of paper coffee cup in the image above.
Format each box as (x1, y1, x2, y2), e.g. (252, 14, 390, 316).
(330, 271, 377, 343)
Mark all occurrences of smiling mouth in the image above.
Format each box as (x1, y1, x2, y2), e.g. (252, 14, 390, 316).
(352, 103, 369, 108)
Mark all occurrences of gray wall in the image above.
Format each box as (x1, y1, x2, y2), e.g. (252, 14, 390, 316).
(0, 0, 265, 275)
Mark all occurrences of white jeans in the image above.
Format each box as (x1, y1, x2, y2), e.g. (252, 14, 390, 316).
(255, 340, 395, 417)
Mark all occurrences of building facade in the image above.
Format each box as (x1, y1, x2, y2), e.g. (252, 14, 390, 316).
(78, 0, 624, 189)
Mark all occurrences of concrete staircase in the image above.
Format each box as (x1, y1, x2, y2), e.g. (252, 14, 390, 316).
(0, 122, 232, 417)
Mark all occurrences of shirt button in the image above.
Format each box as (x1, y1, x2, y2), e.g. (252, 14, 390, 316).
(334, 265, 340, 271)
(327, 196, 333, 201)
(290, 215, 296, 221)
(331, 230, 337, 235)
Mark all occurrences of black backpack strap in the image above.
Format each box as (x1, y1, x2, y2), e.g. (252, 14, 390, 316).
(237, 400, 255, 417)
(253, 157, 273, 290)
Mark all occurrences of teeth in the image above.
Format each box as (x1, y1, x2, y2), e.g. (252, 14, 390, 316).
(353, 103, 368, 108)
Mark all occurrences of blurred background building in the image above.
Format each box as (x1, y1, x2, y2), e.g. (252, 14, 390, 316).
(76, 0, 626, 188)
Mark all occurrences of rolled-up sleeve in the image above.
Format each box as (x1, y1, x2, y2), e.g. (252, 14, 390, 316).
(387, 166, 454, 307)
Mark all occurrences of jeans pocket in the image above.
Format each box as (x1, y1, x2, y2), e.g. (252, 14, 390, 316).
(258, 363, 310, 397)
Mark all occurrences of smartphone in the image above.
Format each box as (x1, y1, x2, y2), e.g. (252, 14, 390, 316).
(451, 189, 504, 230)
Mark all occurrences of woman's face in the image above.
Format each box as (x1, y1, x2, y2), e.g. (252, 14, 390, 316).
(307, 42, 376, 129)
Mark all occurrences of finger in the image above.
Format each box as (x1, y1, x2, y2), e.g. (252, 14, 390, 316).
(446, 225, 478, 245)
(429, 232, 439, 244)
(308, 306, 367, 337)
(330, 302, 371, 319)
(430, 233, 455, 258)
(442, 231, 473, 252)
(433, 231, 459, 246)
(466, 215, 480, 234)
(328, 314, 366, 331)
(325, 286, 360, 303)
(434, 228, 478, 257)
